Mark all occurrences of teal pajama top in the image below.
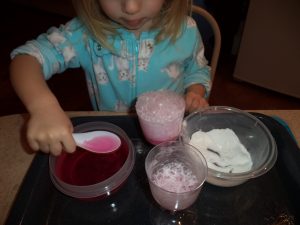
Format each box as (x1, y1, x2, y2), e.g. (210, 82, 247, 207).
(11, 17, 211, 112)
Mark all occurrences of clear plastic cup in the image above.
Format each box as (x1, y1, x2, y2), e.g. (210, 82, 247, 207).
(145, 141, 207, 211)
(135, 90, 185, 145)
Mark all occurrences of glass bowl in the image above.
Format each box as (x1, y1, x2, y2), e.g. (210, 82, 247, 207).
(49, 121, 135, 199)
(181, 106, 277, 187)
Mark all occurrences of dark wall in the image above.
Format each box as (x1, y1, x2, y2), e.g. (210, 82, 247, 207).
(194, 0, 250, 56)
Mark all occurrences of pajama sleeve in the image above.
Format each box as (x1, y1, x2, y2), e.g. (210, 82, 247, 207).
(10, 18, 83, 80)
(182, 19, 212, 97)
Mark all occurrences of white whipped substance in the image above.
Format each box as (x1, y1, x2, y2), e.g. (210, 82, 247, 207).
(189, 128, 253, 173)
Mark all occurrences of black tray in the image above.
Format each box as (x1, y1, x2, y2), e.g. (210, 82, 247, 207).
(5, 113, 300, 225)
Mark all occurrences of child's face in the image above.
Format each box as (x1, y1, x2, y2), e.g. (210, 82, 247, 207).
(98, 0, 165, 36)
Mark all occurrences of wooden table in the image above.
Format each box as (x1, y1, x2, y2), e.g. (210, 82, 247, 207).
(0, 110, 299, 224)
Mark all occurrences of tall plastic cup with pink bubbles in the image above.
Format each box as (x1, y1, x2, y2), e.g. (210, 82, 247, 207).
(145, 141, 207, 211)
(135, 90, 186, 145)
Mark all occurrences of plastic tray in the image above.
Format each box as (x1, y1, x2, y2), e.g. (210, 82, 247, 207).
(5, 113, 300, 225)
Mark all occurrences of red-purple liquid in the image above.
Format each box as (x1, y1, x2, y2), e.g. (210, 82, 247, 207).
(55, 136, 129, 186)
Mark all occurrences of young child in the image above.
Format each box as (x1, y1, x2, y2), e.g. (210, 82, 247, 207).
(10, 0, 211, 156)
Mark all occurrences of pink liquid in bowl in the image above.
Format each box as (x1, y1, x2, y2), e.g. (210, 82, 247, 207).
(54, 137, 129, 186)
(81, 135, 121, 153)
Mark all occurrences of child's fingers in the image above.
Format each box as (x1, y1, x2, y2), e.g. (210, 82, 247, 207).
(49, 141, 64, 156)
(186, 97, 209, 113)
(27, 139, 40, 152)
(38, 142, 51, 154)
(62, 134, 77, 154)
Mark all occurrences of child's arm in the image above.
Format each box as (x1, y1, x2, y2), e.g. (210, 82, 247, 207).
(10, 55, 76, 156)
(185, 83, 209, 113)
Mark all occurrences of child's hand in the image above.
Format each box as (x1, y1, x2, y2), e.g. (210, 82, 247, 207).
(26, 107, 76, 156)
(185, 84, 209, 113)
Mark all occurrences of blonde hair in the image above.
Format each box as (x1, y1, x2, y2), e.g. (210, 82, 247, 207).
(72, 0, 192, 49)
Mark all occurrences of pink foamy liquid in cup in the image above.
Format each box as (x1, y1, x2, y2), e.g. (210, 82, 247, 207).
(145, 141, 207, 211)
(135, 90, 185, 145)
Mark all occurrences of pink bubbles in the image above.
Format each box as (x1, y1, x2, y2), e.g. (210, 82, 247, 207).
(151, 161, 200, 193)
(136, 90, 185, 145)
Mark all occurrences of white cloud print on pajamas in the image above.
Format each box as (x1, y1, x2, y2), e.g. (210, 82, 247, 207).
(161, 62, 181, 79)
(115, 56, 131, 81)
(196, 42, 208, 67)
(161, 18, 200, 80)
(93, 58, 109, 84)
(138, 39, 154, 71)
(47, 31, 76, 64)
